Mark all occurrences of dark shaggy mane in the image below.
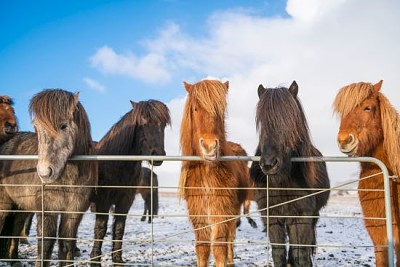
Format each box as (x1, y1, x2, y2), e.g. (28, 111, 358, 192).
(256, 87, 327, 189)
(0, 96, 14, 106)
(97, 100, 171, 154)
(256, 87, 311, 151)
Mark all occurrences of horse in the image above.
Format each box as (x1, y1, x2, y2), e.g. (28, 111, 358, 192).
(0, 96, 18, 144)
(250, 81, 330, 267)
(0, 89, 96, 267)
(179, 79, 249, 267)
(90, 99, 170, 266)
(333, 80, 400, 267)
(138, 167, 159, 223)
(0, 95, 19, 261)
(228, 142, 257, 229)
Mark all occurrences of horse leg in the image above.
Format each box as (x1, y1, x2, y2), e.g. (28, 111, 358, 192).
(90, 202, 110, 267)
(193, 223, 211, 267)
(242, 199, 257, 229)
(111, 198, 134, 266)
(211, 221, 229, 267)
(8, 212, 31, 266)
(287, 218, 314, 267)
(58, 212, 84, 266)
(140, 192, 147, 222)
(363, 219, 389, 267)
(20, 213, 34, 244)
(268, 220, 287, 267)
(227, 219, 237, 266)
(35, 213, 58, 267)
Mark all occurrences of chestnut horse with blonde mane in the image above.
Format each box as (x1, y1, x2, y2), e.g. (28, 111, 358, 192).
(179, 80, 248, 267)
(333, 80, 400, 266)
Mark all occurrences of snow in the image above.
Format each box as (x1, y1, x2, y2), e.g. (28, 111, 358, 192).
(1, 191, 377, 266)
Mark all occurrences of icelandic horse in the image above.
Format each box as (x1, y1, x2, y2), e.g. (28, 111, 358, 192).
(179, 79, 248, 266)
(90, 100, 170, 266)
(250, 81, 330, 266)
(333, 80, 400, 266)
(0, 89, 96, 267)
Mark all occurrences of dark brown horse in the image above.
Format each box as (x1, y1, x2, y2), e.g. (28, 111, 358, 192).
(179, 80, 249, 267)
(333, 80, 400, 267)
(250, 81, 330, 266)
(90, 100, 170, 266)
(138, 167, 159, 223)
(0, 89, 96, 267)
(0, 96, 18, 144)
(0, 95, 19, 261)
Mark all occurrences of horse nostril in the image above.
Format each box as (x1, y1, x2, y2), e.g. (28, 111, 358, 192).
(199, 138, 205, 148)
(347, 134, 354, 145)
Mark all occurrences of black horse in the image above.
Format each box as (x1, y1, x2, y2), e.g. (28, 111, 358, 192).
(250, 81, 330, 267)
(90, 100, 170, 266)
(138, 167, 159, 223)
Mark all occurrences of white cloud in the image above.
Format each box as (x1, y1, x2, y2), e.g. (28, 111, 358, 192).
(83, 77, 106, 93)
(89, 46, 171, 84)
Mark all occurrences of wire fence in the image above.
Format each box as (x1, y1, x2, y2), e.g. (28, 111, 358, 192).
(0, 155, 395, 266)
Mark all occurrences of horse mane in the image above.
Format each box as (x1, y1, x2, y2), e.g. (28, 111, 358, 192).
(256, 87, 325, 188)
(256, 87, 311, 150)
(29, 89, 93, 154)
(97, 100, 171, 154)
(333, 82, 375, 119)
(379, 93, 400, 176)
(180, 80, 228, 156)
(0, 96, 14, 106)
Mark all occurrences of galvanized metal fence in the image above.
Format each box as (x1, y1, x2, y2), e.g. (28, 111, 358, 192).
(0, 155, 395, 266)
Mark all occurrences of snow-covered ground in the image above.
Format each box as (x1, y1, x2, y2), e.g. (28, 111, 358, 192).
(1, 190, 377, 266)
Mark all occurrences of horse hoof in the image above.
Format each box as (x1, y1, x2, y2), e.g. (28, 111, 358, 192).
(74, 246, 81, 257)
(140, 216, 146, 222)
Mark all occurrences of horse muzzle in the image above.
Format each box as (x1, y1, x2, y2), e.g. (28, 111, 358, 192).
(259, 156, 280, 175)
(199, 138, 219, 162)
(37, 165, 58, 183)
(337, 133, 359, 156)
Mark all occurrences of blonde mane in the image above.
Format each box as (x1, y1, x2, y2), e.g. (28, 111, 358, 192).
(379, 93, 400, 176)
(180, 80, 228, 156)
(333, 82, 375, 119)
(333, 81, 400, 176)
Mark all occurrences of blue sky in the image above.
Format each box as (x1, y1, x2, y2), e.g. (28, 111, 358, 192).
(1, 0, 399, 186)
(1, 0, 286, 140)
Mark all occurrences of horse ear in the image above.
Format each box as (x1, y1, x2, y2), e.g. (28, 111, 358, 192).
(130, 100, 137, 109)
(184, 82, 192, 93)
(373, 80, 383, 92)
(288, 81, 298, 97)
(73, 92, 80, 106)
(224, 81, 229, 91)
(257, 85, 266, 98)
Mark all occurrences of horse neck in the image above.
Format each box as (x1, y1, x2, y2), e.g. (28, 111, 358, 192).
(97, 124, 138, 155)
(360, 141, 392, 177)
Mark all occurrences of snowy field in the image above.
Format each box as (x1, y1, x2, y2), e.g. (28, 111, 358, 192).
(1, 191, 377, 266)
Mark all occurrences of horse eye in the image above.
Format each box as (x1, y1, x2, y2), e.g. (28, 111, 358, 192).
(59, 123, 68, 130)
(364, 106, 372, 112)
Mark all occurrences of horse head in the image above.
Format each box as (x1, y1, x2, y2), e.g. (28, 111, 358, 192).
(30, 89, 91, 183)
(0, 96, 18, 142)
(131, 100, 170, 166)
(256, 81, 302, 176)
(334, 80, 384, 156)
(182, 80, 228, 162)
